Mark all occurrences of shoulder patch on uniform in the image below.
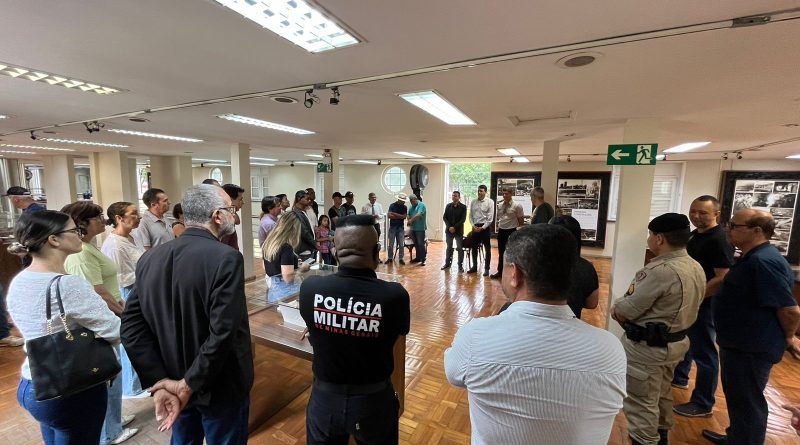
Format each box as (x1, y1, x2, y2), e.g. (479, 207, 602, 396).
(635, 270, 647, 282)
(626, 283, 635, 296)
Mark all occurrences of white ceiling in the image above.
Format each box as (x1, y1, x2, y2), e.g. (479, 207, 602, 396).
(1, 0, 799, 164)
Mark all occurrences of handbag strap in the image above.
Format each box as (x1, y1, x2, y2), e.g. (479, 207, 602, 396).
(44, 275, 72, 339)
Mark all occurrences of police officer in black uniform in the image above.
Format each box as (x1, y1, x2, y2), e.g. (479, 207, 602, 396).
(300, 214, 411, 444)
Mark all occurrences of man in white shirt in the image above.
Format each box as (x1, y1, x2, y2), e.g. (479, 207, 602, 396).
(467, 184, 494, 276)
(360, 192, 385, 239)
(445, 224, 627, 445)
(491, 186, 524, 279)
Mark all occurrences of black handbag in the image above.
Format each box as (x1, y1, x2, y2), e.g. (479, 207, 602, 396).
(26, 275, 121, 401)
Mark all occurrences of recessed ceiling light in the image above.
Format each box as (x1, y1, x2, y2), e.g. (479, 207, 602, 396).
(355, 160, 379, 164)
(42, 138, 129, 148)
(0, 143, 75, 152)
(430, 159, 450, 163)
(216, 114, 314, 135)
(128, 117, 150, 123)
(393, 151, 424, 158)
(213, 0, 360, 53)
(251, 162, 275, 166)
(305, 154, 324, 158)
(271, 96, 299, 104)
(251, 157, 278, 162)
(497, 148, 520, 156)
(398, 91, 476, 126)
(512, 156, 530, 163)
(192, 158, 228, 163)
(295, 161, 318, 165)
(108, 129, 203, 142)
(0, 60, 123, 94)
(663, 142, 710, 153)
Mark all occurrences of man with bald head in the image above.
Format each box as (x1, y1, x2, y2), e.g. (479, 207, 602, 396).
(702, 209, 800, 445)
(299, 214, 410, 444)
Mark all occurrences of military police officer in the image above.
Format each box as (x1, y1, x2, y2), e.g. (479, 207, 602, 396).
(611, 213, 705, 445)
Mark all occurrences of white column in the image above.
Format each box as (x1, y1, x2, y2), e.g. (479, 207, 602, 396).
(88, 152, 132, 211)
(230, 143, 255, 280)
(607, 119, 659, 336)
(41, 155, 77, 210)
(322, 148, 340, 205)
(148, 155, 192, 202)
(541, 140, 560, 203)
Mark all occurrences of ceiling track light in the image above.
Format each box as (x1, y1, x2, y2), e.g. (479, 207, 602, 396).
(566, 155, 571, 162)
(736, 152, 743, 160)
(330, 87, 340, 105)
(29, 130, 38, 140)
(722, 152, 729, 160)
(509, 157, 515, 163)
(304, 89, 319, 109)
(83, 121, 104, 133)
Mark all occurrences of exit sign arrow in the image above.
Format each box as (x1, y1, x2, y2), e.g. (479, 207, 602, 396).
(607, 144, 658, 165)
(610, 149, 630, 161)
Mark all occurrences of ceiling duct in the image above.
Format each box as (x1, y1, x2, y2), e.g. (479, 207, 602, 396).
(508, 111, 574, 127)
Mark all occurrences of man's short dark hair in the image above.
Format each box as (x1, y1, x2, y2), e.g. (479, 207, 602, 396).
(275, 193, 287, 202)
(746, 213, 776, 239)
(337, 214, 375, 229)
(660, 230, 691, 247)
(549, 215, 582, 253)
(504, 225, 577, 301)
(142, 188, 165, 207)
(452, 190, 461, 196)
(294, 190, 308, 203)
(201, 178, 219, 186)
(332, 192, 343, 199)
(694, 195, 721, 211)
(478, 185, 487, 192)
(222, 183, 244, 199)
(4, 186, 30, 196)
(261, 195, 278, 213)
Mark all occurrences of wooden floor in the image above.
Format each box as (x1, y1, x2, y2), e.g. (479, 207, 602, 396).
(1, 242, 800, 444)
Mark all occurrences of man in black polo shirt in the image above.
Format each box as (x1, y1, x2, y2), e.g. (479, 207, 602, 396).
(300, 214, 410, 444)
(672, 196, 734, 418)
(702, 209, 800, 445)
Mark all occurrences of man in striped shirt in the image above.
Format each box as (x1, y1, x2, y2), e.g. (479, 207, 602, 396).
(445, 224, 626, 444)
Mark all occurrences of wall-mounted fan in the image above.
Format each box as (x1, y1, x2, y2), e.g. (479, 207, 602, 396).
(409, 164, 429, 200)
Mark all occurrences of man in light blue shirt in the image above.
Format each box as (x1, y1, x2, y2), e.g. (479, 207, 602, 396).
(445, 224, 626, 445)
(407, 194, 427, 266)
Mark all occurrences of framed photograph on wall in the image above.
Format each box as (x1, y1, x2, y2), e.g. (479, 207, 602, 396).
(556, 172, 611, 248)
(720, 171, 800, 264)
(489, 172, 542, 232)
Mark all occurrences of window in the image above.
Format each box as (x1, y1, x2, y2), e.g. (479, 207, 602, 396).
(251, 175, 268, 200)
(382, 166, 407, 193)
(650, 176, 678, 219)
(210, 168, 223, 184)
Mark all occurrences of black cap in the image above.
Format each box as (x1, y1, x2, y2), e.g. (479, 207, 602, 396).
(344, 191, 354, 198)
(648, 213, 690, 233)
(4, 186, 30, 196)
(331, 192, 343, 199)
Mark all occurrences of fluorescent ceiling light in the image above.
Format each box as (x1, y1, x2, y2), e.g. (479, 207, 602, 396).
(213, 0, 360, 53)
(0, 144, 75, 152)
(203, 163, 229, 167)
(786, 155, 800, 159)
(430, 159, 450, 163)
(0, 61, 122, 95)
(251, 156, 278, 162)
(305, 154, 324, 158)
(108, 129, 203, 142)
(497, 148, 520, 156)
(0, 115, 8, 119)
(251, 162, 275, 166)
(393, 151, 424, 158)
(355, 160, 378, 164)
(663, 142, 710, 153)
(295, 161, 318, 165)
(512, 156, 530, 163)
(217, 114, 314, 135)
(398, 90, 476, 126)
(655, 154, 666, 161)
(192, 158, 228, 163)
(0, 150, 35, 154)
(42, 138, 128, 148)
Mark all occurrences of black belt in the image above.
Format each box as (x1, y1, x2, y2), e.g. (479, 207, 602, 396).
(313, 379, 391, 395)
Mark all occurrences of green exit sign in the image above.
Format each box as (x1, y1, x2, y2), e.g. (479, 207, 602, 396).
(317, 163, 333, 173)
(607, 144, 658, 165)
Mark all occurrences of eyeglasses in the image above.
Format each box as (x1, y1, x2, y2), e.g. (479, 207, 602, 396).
(55, 227, 85, 237)
(209, 206, 237, 217)
(726, 221, 751, 230)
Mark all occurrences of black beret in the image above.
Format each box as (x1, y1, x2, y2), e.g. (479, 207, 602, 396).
(648, 213, 690, 233)
(331, 191, 343, 199)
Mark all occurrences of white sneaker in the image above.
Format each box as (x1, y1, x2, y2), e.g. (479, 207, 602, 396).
(108, 428, 138, 444)
(0, 335, 23, 347)
(121, 414, 135, 427)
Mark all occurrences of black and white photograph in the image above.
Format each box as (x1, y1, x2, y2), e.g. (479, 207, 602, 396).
(771, 193, 796, 209)
(771, 207, 793, 218)
(775, 181, 799, 193)
(577, 199, 599, 209)
(733, 193, 754, 211)
(735, 180, 755, 193)
(752, 193, 770, 207)
(754, 181, 774, 193)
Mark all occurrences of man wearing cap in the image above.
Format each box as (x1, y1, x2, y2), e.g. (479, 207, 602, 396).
(611, 213, 705, 445)
(342, 192, 357, 217)
(386, 194, 408, 264)
(5, 186, 46, 214)
(407, 194, 427, 266)
(360, 192, 385, 239)
(328, 192, 346, 231)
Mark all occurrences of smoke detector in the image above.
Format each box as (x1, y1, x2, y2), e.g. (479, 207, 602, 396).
(556, 52, 603, 69)
(271, 96, 298, 104)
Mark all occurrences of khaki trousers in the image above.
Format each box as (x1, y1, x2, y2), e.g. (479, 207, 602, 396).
(624, 360, 678, 445)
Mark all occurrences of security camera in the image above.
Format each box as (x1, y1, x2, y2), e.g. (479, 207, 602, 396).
(377, 160, 382, 165)
(330, 87, 340, 105)
(29, 131, 38, 140)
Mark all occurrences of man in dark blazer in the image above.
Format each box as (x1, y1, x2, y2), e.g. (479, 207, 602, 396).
(292, 189, 317, 260)
(441, 190, 467, 271)
(121, 184, 253, 443)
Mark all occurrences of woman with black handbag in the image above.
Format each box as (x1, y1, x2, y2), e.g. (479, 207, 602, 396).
(7, 210, 121, 445)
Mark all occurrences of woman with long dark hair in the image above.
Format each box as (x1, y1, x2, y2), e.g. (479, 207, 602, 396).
(7, 210, 120, 444)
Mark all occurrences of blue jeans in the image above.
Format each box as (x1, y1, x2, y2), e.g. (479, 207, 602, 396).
(119, 286, 144, 397)
(444, 231, 463, 266)
(306, 380, 398, 445)
(719, 348, 773, 445)
(171, 398, 249, 445)
(0, 284, 9, 339)
(411, 230, 426, 262)
(17, 377, 107, 445)
(672, 301, 718, 409)
(101, 346, 123, 444)
(387, 226, 404, 260)
(267, 275, 300, 303)
(321, 252, 336, 265)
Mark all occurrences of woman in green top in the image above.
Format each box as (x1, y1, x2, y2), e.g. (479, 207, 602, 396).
(61, 201, 138, 445)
